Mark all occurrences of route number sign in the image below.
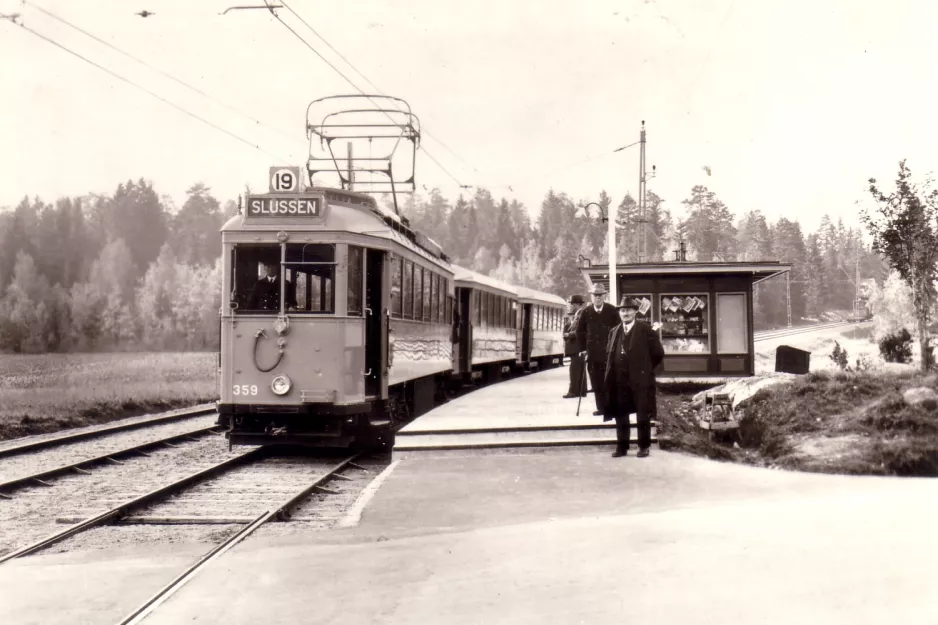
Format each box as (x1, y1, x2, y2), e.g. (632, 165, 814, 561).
(269, 166, 301, 193)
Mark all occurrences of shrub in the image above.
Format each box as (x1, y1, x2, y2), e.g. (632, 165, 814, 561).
(878, 328, 913, 364)
(855, 353, 875, 372)
(829, 341, 849, 371)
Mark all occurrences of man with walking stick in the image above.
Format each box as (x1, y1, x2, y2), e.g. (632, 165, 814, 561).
(575, 283, 620, 416)
(562, 294, 587, 399)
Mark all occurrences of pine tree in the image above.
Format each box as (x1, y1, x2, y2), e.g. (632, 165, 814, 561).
(169, 183, 224, 267)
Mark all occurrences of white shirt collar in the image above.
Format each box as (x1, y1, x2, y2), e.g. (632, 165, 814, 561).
(623, 321, 634, 334)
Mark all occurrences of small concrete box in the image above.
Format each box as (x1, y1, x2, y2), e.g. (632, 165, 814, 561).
(775, 345, 810, 374)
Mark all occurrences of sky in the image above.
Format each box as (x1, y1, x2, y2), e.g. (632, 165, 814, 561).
(3, 0, 938, 233)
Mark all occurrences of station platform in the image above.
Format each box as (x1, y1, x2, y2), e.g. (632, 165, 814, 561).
(396, 366, 672, 451)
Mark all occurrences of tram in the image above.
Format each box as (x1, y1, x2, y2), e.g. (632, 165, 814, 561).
(216, 96, 564, 451)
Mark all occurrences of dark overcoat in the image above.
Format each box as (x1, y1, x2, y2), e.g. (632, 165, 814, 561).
(562, 309, 582, 357)
(246, 277, 297, 310)
(602, 321, 665, 422)
(575, 303, 620, 361)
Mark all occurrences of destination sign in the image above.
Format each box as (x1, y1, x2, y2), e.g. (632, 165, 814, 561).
(247, 197, 321, 217)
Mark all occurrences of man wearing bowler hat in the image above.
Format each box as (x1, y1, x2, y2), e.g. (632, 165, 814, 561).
(603, 296, 664, 458)
(575, 283, 620, 415)
(562, 294, 587, 398)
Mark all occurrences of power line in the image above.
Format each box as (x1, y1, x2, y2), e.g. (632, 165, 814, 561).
(27, 1, 305, 149)
(278, 0, 479, 174)
(3, 18, 293, 164)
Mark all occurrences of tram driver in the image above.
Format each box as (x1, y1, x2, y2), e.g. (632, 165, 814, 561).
(247, 261, 297, 311)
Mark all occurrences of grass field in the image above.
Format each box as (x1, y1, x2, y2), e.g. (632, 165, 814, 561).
(0, 352, 217, 441)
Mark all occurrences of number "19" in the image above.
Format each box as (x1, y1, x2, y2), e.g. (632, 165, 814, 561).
(233, 384, 258, 396)
(272, 170, 295, 192)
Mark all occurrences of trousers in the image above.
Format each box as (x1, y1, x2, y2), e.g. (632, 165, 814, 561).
(614, 413, 652, 450)
(587, 359, 607, 411)
(567, 353, 586, 396)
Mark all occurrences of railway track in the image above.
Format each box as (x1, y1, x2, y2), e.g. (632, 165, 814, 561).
(0, 423, 221, 495)
(114, 453, 369, 625)
(0, 405, 217, 459)
(0, 443, 378, 560)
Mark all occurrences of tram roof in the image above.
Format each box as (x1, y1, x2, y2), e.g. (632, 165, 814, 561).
(452, 265, 565, 305)
(219, 187, 450, 268)
(514, 285, 567, 306)
(452, 265, 517, 296)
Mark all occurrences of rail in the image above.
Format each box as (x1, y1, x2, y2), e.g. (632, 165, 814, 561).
(116, 453, 362, 625)
(0, 425, 221, 495)
(0, 405, 216, 459)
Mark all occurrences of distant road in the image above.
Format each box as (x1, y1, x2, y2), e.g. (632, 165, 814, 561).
(753, 321, 858, 343)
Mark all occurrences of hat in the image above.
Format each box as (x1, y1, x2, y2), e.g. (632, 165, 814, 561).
(568, 294, 585, 305)
(588, 283, 607, 296)
(616, 296, 639, 310)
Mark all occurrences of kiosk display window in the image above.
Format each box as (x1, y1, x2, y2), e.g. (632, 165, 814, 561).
(625, 294, 653, 322)
(660, 294, 709, 353)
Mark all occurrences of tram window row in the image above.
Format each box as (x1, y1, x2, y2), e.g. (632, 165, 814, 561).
(389, 254, 452, 324)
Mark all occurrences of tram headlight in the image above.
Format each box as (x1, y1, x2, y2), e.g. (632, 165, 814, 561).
(271, 374, 292, 396)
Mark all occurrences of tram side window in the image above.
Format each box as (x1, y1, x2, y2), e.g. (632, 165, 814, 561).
(445, 286, 452, 325)
(437, 276, 445, 324)
(480, 292, 487, 328)
(402, 260, 413, 320)
(390, 255, 402, 319)
(430, 274, 438, 323)
(284, 243, 335, 313)
(415, 267, 424, 321)
(423, 269, 432, 322)
(347, 246, 363, 316)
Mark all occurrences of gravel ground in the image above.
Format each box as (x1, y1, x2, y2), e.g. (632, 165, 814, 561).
(0, 414, 219, 483)
(36, 455, 393, 554)
(0, 435, 250, 557)
(0, 404, 216, 454)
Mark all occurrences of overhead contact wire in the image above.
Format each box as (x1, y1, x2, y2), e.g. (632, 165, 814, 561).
(5, 20, 293, 164)
(27, 1, 305, 149)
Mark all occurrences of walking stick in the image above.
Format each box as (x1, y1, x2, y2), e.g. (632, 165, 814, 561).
(576, 353, 589, 417)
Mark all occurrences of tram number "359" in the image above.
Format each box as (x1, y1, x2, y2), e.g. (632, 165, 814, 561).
(232, 385, 258, 396)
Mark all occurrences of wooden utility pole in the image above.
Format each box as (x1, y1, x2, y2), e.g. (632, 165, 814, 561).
(637, 121, 647, 264)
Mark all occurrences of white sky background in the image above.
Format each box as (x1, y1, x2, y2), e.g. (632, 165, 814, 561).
(3, 0, 938, 232)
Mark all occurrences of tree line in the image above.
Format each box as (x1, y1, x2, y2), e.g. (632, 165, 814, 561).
(0, 180, 234, 353)
(0, 177, 887, 353)
(397, 185, 887, 330)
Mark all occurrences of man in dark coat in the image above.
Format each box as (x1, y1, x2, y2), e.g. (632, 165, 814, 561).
(603, 296, 665, 458)
(247, 261, 297, 311)
(562, 294, 587, 398)
(575, 283, 621, 415)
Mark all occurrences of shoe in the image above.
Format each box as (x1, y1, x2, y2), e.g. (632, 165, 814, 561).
(592, 410, 602, 416)
(562, 393, 576, 399)
(611, 447, 628, 458)
(637, 448, 650, 458)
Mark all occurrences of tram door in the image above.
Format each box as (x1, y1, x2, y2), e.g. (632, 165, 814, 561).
(458, 288, 471, 373)
(521, 303, 532, 362)
(364, 249, 385, 398)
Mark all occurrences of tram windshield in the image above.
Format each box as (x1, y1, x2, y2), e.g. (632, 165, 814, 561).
(231, 243, 335, 314)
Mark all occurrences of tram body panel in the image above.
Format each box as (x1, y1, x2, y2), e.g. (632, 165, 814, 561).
(469, 325, 518, 365)
(219, 316, 366, 408)
(387, 319, 452, 386)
